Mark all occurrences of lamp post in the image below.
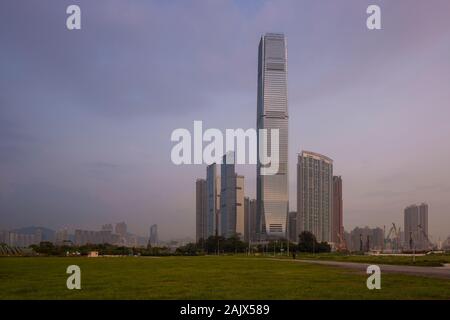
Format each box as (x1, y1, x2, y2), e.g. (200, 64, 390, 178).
(273, 241, 276, 257)
(287, 237, 289, 257)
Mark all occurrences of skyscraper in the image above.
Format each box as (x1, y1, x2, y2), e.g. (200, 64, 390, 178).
(220, 152, 245, 239)
(195, 178, 207, 242)
(206, 164, 221, 237)
(244, 198, 258, 243)
(288, 211, 297, 243)
(149, 224, 158, 246)
(332, 176, 343, 244)
(115, 222, 127, 238)
(297, 151, 333, 243)
(220, 152, 236, 238)
(256, 33, 289, 240)
(236, 175, 245, 238)
(348, 226, 384, 252)
(404, 203, 429, 250)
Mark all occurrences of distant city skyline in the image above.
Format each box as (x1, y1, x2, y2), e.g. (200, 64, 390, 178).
(1, 1, 450, 241)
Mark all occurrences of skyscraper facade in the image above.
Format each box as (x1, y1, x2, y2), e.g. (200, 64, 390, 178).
(332, 176, 343, 244)
(195, 178, 207, 242)
(404, 203, 429, 250)
(236, 175, 245, 238)
(256, 33, 289, 239)
(115, 222, 127, 238)
(206, 164, 221, 237)
(220, 152, 236, 238)
(244, 198, 258, 242)
(220, 152, 245, 239)
(297, 151, 333, 243)
(348, 226, 384, 252)
(288, 211, 297, 243)
(149, 224, 158, 246)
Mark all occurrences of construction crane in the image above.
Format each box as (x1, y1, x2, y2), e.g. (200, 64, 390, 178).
(336, 233, 347, 252)
(418, 224, 433, 250)
(384, 223, 401, 253)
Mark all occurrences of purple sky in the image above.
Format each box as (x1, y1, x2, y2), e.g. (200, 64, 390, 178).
(1, 0, 450, 241)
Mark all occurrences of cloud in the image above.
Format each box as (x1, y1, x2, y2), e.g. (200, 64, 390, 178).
(0, 0, 258, 119)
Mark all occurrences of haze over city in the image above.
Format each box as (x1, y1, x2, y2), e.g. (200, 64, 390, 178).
(1, 0, 450, 241)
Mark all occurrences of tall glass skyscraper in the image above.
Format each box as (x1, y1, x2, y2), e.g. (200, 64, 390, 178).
(219, 152, 245, 239)
(195, 178, 207, 242)
(149, 224, 158, 246)
(257, 33, 289, 239)
(206, 164, 220, 237)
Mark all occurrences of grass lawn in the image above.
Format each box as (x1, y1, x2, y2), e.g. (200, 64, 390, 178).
(294, 252, 450, 267)
(0, 256, 449, 299)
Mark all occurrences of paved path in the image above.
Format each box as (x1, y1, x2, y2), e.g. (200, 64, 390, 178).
(289, 259, 450, 279)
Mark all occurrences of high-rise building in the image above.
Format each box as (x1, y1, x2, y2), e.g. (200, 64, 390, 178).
(236, 175, 245, 239)
(404, 203, 429, 250)
(102, 224, 113, 232)
(297, 151, 333, 243)
(149, 224, 158, 246)
(332, 176, 343, 244)
(244, 198, 250, 242)
(74, 229, 113, 246)
(348, 226, 384, 252)
(55, 228, 69, 245)
(221, 152, 236, 238)
(288, 211, 297, 243)
(256, 33, 289, 240)
(220, 152, 245, 239)
(115, 222, 127, 238)
(195, 178, 207, 242)
(0, 230, 41, 247)
(244, 198, 258, 243)
(206, 163, 221, 237)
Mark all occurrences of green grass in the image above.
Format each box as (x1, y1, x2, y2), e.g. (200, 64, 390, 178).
(294, 252, 450, 267)
(0, 256, 449, 299)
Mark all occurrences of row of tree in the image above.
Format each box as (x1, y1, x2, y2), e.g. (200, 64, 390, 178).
(29, 242, 173, 257)
(176, 231, 331, 255)
(27, 231, 330, 256)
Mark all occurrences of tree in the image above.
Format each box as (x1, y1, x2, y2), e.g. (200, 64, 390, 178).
(176, 243, 199, 256)
(298, 231, 316, 252)
(297, 231, 331, 253)
(198, 236, 247, 254)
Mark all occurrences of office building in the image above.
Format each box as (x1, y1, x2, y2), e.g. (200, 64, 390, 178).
(297, 151, 333, 243)
(195, 178, 207, 242)
(55, 228, 69, 245)
(348, 226, 384, 252)
(149, 224, 158, 246)
(256, 33, 289, 239)
(288, 211, 297, 243)
(236, 175, 245, 238)
(115, 222, 127, 238)
(206, 163, 221, 237)
(404, 203, 429, 250)
(332, 176, 343, 244)
(74, 229, 113, 246)
(244, 198, 258, 243)
(220, 152, 245, 239)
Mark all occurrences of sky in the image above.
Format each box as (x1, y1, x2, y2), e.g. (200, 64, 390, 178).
(1, 0, 450, 241)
